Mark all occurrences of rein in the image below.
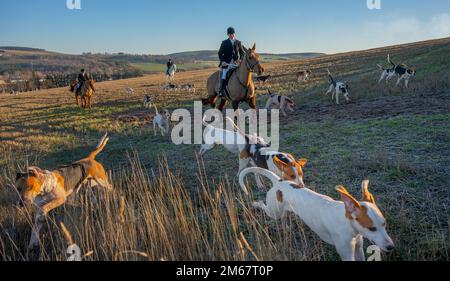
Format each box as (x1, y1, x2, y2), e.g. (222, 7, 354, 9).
(235, 54, 260, 89)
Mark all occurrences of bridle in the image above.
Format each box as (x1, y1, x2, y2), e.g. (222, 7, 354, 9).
(244, 53, 261, 73)
(235, 53, 261, 89)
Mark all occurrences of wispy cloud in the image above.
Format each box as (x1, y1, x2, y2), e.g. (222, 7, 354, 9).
(362, 13, 450, 46)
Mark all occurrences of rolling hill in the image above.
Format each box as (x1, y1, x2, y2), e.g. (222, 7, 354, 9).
(0, 46, 324, 76)
(168, 50, 324, 62)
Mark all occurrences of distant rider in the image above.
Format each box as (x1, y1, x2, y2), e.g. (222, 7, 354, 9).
(217, 27, 245, 97)
(75, 69, 89, 94)
(166, 59, 174, 76)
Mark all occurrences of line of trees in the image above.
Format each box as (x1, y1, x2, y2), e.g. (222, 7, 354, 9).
(0, 68, 143, 94)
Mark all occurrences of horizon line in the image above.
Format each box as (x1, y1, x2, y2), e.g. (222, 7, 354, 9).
(1, 37, 449, 57)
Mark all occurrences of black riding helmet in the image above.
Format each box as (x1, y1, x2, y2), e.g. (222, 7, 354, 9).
(81, 69, 85, 72)
(227, 27, 235, 35)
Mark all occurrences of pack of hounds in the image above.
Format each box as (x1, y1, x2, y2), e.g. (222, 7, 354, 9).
(14, 54, 414, 261)
(262, 54, 415, 109)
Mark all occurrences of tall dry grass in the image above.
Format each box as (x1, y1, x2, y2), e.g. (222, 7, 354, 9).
(0, 154, 325, 261)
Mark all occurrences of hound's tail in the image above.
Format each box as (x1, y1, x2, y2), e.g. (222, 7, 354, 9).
(239, 167, 281, 195)
(225, 116, 246, 137)
(202, 114, 214, 128)
(87, 133, 109, 160)
(377, 64, 385, 70)
(326, 69, 335, 85)
(153, 104, 159, 114)
(387, 54, 395, 67)
(202, 113, 220, 135)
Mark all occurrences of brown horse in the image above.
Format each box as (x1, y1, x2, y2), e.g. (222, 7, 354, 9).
(70, 80, 96, 108)
(202, 44, 264, 111)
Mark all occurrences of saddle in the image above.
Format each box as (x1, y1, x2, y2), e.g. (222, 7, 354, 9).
(220, 67, 241, 99)
(221, 66, 237, 84)
(77, 80, 92, 96)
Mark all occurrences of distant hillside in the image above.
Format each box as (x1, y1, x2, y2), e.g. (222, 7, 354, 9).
(0, 46, 324, 85)
(0, 46, 46, 52)
(168, 50, 325, 62)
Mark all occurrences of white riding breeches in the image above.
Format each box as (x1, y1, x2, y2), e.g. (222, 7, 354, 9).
(221, 63, 238, 80)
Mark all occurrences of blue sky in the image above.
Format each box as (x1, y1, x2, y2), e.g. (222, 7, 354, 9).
(1, 0, 449, 54)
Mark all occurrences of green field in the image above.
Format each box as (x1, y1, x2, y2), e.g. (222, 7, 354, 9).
(132, 61, 217, 73)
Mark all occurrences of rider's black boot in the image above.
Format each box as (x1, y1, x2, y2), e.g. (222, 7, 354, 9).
(219, 79, 226, 97)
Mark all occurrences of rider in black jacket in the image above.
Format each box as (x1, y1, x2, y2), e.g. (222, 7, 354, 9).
(166, 59, 174, 75)
(218, 27, 245, 97)
(75, 69, 89, 94)
(78, 69, 88, 83)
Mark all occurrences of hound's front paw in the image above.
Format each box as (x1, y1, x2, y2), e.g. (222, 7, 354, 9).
(252, 201, 265, 209)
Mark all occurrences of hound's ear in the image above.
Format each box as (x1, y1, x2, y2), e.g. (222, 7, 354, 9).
(336, 185, 361, 213)
(297, 158, 308, 167)
(361, 180, 375, 204)
(273, 156, 288, 168)
(28, 167, 45, 182)
(252, 43, 256, 51)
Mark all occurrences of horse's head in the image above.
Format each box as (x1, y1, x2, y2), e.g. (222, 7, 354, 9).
(243, 43, 265, 75)
(69, 80, 77, 92)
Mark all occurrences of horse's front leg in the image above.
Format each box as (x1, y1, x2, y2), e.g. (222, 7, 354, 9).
(218, 99, 228, 112)
(210, 95, 218, 108)
(248, 96, 258, 123)
(232, 101, 240, 111)
(248, 96, 257, 110)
